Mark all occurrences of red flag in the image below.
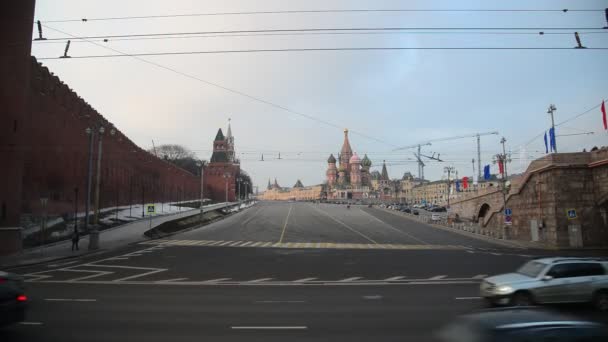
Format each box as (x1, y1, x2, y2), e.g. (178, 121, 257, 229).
(462, 177, 469, 189)
(602, 100, 607, 130)
(498, 160, 504, 175)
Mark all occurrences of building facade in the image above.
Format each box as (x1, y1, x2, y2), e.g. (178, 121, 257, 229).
(325, 129, 392, 200)
(203, 124, 240, 203)
(260, 179, 323, 201)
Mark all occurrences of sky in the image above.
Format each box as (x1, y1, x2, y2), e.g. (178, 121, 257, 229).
(31, 0, 608, 190)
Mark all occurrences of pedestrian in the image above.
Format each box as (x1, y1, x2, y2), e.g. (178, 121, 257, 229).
(71, 230, 80, 251)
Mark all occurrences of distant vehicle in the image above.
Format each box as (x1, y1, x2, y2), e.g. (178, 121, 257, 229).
(434, 207, 447, 212)
(0, 270, 27, 326)
(413, 210, 419, 215)
(431, 213, 441, 221)
(481, 257, 608, 310)
(367, 204, 372, 208)
(402, 207, 411, 213)
(438, 307, 608, 342)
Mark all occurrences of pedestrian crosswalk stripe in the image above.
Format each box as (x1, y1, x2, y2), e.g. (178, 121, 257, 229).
(141, 239, 468, 251)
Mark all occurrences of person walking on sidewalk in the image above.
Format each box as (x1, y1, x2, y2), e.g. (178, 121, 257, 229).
(71, 230, 80, 251)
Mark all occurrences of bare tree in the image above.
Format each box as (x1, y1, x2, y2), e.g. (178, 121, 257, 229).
(149, 144, 195, 161)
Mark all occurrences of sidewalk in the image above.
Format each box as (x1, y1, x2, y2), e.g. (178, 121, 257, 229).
(0, 202, 235, 269)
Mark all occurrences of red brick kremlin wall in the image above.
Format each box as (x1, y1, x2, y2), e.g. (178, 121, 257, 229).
(16, 58, 202, 219)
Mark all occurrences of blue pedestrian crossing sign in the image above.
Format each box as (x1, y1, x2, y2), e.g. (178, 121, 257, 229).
(504, 208, 512, 216)
(566, 209, 577, 220)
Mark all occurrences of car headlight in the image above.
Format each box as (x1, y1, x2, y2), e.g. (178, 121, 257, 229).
(495, 285, 514, 294)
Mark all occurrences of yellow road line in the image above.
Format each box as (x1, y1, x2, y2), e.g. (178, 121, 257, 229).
(278, 204, 293, 243)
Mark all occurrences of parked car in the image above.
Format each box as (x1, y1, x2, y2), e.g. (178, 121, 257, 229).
(480, 257, 608, 310)
(412, 210, 419, 215)
(403, 207, 411, 213)
(430, 206, 447, 212)
(438, 307, 608, 342)
(0, 270, 27, 326)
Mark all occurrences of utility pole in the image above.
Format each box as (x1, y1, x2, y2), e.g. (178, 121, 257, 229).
(476, 134, 481, 181)
(74, 187, 79, 233)
(547, 104, 557, 153)
(471, 158, 476, 191)
(444, 166, 455, 208)
(500, 137, 508, 179)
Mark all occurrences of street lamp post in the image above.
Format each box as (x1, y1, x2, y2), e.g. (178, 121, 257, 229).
(494, 137, 512, 239)
(237, 177, 242, 202)
(200, 161, 206, 221)
(90, 126, 115, 250)
(84, 127, 94, 233)
(73, 187, 78, 234)
(244, 181, 249, 200)
(223, 173, 231, 203)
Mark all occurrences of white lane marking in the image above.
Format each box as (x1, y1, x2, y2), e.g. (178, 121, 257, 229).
(278, 204, 293, 243)
(156, 278, 188, 282)
(202, 278, 231, 283)
(207, 241, 224, 246)
(247, 278, 274, 283)
(261, 242, 273, 247)
(45, 298, 97, 302)
(19, 322, 43, 325)
(219, 241, 234, 246)
(490, 253, 503, 256)
(250, 242, 264, 247)
(362, 295, 383, 300)
(466, 250, 475, 254)
(455, 297, 482, 300)
(359, 209, 429, 244)
(293, 277, 317, 283)
(310, 206, 378, 244)
(338, 277, 363, 282)
(429, 275, 447, 280)
(113, 269, 167, 282)
(47, 261, 78, 268)
(316, 243, 321, 248)
(472, 274, 488, 279)
(107, 257, 129, 260)
(231, 326, 307, 330)
(240, 241, 254, 247)
(254, 300, 306, 304)
(228, 241, 243, 246)
(66, 270, 114, 282)
(385, 276, 406, 281)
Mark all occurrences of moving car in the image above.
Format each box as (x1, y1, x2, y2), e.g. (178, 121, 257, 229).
(438, 307, 608, 342)
(0, 270, 27, 326)
(480, 257, 608, 310)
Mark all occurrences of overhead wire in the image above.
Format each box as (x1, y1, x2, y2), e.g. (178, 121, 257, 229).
(37, 7, 606, 23)
(35, 46, 608, 60)
(40, 24, 398, 148)
(34, 26, 608, 42)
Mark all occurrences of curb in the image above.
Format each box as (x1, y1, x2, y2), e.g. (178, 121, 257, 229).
(1, 249, 107, 271)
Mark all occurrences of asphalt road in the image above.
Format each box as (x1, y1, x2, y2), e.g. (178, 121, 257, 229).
(5, 201, 606, 341)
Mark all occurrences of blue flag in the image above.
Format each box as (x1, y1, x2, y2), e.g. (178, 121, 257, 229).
(455, 180, 461, 192)
(544, 131, 548, 154)
(483, 165, 490, 180)
(549, 127, 556, 152)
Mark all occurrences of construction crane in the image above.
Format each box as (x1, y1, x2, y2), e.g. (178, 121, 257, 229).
(394, 131, 499, 180)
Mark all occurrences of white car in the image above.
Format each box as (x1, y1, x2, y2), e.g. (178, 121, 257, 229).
(431, 213, 441, 221)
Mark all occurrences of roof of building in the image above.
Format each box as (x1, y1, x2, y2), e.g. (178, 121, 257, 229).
(294, 179, 304, 188)
(214, 128, 225, 141)
(340, 129, 353, 159)
(370, 170, 381, 180)
(226, 120, 232, 139)
(361, 154, 372, 167)
(349, 152, 361, 164)
(327, 154, 336, 163)
(380, 160, 389, 180)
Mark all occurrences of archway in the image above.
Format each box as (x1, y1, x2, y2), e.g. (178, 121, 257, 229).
(477, 203, 491, 222)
